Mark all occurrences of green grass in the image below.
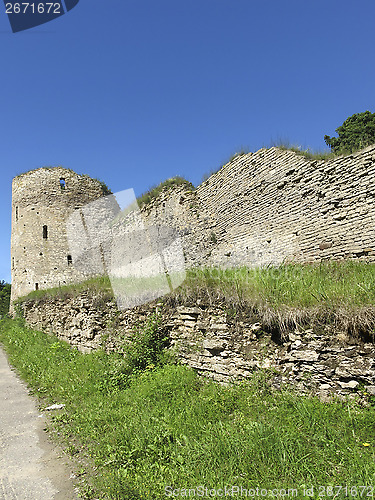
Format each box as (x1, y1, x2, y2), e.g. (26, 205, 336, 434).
(1, 317, 375, 499)
(178, 261, 375, 308)
(172, 261, 375, 337)
(267, 139, 346, 161)
(21, 260, 375, 307)
(16, 261, 375, 338)
(16, 275, 113, 304)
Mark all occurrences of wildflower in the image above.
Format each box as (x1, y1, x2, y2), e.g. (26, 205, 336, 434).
(362, 443, 371, 447)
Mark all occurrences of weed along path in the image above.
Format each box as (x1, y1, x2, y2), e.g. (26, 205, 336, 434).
(0, 347, 78, 500)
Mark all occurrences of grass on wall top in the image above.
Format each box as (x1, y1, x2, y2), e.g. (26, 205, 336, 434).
(199, 141, 375, 185)
(269, 141, 339, 161)
(18, 260, 375, 308)
(265, 139, 375, 161)
(177, 261, 375, 308)
(137, 176, 194, 209)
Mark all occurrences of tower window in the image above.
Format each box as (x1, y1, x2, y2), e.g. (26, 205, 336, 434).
(35, 283, 39, 290)
(60, 178, 66, 190)
(43, 225, 48, 239)
(15, 206, 18, 221)
(12, 257, 14, 269)
(67, 255, 73, 266)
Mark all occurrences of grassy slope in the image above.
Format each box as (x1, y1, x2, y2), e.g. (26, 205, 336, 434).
(18, 261, 375, 338)
(174, 261, 375, 337)
(16, 275, 113, 304)
(20, 261, 375, 307)
(1, 316, 375, 499)
(179, 261, 375, 307)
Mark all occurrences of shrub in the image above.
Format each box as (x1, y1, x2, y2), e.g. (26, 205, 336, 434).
(324, 111, 375, 154)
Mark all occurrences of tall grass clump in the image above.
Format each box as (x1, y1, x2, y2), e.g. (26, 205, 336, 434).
(137, 177, 194, 209)
(1, 317, 375, 498)
(268, 138, 337, 161)
(16, 275, 113, 304)
(172, 261, 375, 337)
(177, 261, 375, 307)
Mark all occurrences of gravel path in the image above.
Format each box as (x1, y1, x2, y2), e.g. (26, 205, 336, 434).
(0, 348, 78, 499)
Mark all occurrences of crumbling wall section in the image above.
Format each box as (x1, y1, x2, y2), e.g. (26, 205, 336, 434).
(20, 292, 375, 400)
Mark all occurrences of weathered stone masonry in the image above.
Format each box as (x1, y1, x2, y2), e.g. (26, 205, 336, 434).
(139, 145, 375, 269)
(20, 293, 375, 400)
(11, 168, 107, 303)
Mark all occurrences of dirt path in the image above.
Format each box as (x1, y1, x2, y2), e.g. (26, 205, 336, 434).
(0, 348, 79, 499)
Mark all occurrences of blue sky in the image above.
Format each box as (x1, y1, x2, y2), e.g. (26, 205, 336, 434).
(1, 0, 375, 283)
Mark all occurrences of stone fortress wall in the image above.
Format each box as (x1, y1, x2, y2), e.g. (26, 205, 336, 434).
(10, 167, 107, 303)
(11, 144, 375, 304)
(12, 146, 375, 397)
(138, 145, 375, 270)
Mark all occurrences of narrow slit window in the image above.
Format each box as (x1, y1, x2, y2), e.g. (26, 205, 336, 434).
(67, 255, 73, 266)
(60, 178, 66, 190)
(12, 257, 14, 269)
(15, 206, 18, 221)
(35, 283, 39, 290)
(43, 225, 48, 239)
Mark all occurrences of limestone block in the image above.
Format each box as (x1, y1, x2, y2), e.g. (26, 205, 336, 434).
(202, 339, 226, 352)
(287, 350, 320, 362)
(335, 366, 352, 378)
(319, 241, 333, 250)
(177, 306, 200, 315)
(209, 324, 228, 331)
(338, 380, 359, 389)
(180, 320, 197, 329)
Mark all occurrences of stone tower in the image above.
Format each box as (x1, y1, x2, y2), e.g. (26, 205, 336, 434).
(10, 167, 108, 303)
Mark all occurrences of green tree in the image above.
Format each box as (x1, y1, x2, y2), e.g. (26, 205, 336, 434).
(0, 281, 11, 316)
(324, 111, 375, 154)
